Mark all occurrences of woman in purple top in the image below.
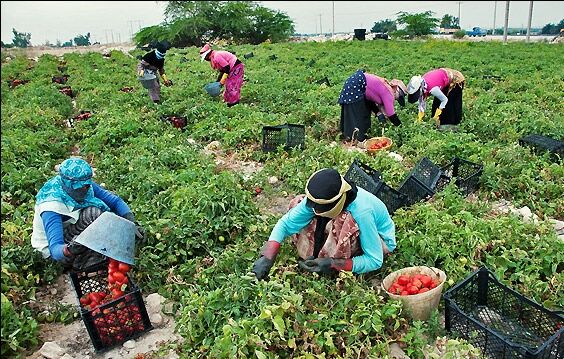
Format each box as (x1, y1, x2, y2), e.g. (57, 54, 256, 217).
(339, 70, 407, 142)
(406, 68, 465, 127)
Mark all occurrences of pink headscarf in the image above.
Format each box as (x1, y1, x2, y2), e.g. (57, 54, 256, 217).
(199, 43, 212, 61)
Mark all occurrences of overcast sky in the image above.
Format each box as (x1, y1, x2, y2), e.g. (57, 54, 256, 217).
(1, 1, 563, 45)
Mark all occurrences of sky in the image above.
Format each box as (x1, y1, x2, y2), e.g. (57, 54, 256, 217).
(1, 1, 563, 45)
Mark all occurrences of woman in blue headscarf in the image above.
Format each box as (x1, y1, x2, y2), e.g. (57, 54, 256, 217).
(31, 157, 142, 271)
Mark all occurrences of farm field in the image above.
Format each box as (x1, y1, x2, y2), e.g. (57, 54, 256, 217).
(1, 39, 563, 358)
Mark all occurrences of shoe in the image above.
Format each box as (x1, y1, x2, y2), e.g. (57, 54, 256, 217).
(227, 101, 239, 107)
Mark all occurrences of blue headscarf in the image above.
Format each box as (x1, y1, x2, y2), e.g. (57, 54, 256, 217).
(36, 158, 110, 212)
(338, 70, 367, 105)
(155, 49, 166, 60)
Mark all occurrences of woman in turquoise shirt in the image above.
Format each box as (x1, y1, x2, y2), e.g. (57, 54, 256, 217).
(252, 168, 396, 279)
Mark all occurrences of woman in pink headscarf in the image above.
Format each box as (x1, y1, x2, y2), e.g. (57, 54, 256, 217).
(199, 43, 245, 107)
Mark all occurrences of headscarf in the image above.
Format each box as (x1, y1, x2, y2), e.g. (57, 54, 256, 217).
(199, 43, 212, 61)
(155, 41, 170, 60)
(304, 169, 358, 258)
(338, 70, 367, 105)
(407, 75, 423, 103)
(36, 158, 110, 212)
(390, 79, 408, 107)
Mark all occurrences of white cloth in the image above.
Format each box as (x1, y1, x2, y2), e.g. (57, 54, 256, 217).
(31, 201, 80, 258)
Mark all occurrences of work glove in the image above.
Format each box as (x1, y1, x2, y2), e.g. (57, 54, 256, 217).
(122, 212, 145, 242)
(137, 69, 145, 77)
(251, 241, 281, 280)
(219, 73, 228, 86)
(417, 111, 425, 123)
(299, 257, 353, 275)
(377, 113, 386, 123)
(162, 74, 173, 87)
(65, 240, 88, 257)
(432, 108, 443, 126)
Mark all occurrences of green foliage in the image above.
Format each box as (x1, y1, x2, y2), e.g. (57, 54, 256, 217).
(541, 19, 564, 34)
(396, 11, 439, 37)
(11, 28, 31, 48)
(440, 14, 460, 29)
(135, 1, 295, 47)
(73, 32, 91, 46)
(1, 294, 39, 357)
(453, 30, 466, 39)
(371, 19, 397, 33)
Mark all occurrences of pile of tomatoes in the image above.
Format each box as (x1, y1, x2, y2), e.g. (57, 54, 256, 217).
(368, 138, 391, 151)
(72, 111, 91, 122)
(78, 259, 145, 346)
(387, 273, 441, 296)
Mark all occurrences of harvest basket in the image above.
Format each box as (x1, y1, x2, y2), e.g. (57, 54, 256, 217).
(70, 264, 153, 352)
(382, 266, 447, 320)
(366, 136, 393, 154)
(443, 266, 564, 359)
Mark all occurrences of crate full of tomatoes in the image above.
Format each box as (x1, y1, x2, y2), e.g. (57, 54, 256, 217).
(69, 259, 153, 352)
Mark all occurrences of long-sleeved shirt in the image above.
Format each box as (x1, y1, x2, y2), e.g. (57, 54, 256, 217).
(137, 50, 165, 76)
(210, 50, 238, 72)
(269, 187, 396, 274)
(418, 68, 450, 113)
(40, 183, 131, 260)
(364, 74, 397, 117)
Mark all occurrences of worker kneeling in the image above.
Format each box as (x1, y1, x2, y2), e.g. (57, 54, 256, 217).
(252, 168, 396, 279)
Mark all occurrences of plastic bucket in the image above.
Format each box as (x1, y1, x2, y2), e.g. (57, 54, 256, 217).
(138, 71, 157, 89)
(381, 266, 447, 320)
(204, 82, 221, 97)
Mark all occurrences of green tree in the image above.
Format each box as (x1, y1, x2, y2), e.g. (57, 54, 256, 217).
(11, 28, 31, 48)
(135, 1, 295, 47)
(371, 19, 397, 33)
(73, 32, 91, 46)
(396, 11, 439, 37)
(440, 14, 459, 29)
(541, 19, 564, 34)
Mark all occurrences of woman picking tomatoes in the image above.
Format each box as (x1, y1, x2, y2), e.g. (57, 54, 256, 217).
(406, 67, 465, 129)
(30, 157, 145, 271)
(339, 70, 407, 142)
(252, 168, 396, 279)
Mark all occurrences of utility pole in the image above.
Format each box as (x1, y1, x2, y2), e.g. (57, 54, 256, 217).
(457, 1, 463, 28)
(526, 1, 533, 42)
(503, 1, 510, 44)
(111, 30, 114, 44)
(319, 14, 323, 35)
(332, 1, 335, 38)
(104, 29, 111, 44)
(493, 1, 497, 35)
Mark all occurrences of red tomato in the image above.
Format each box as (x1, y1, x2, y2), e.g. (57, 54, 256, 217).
(430, 281, 438, 289)
(112, 271, 125, 282)
(118, 263, 131, 273)
(108, 273, 116, 284)
(412, 279, 423, 289)
(407, 286, 419, 295)
(397, 275, 410, 286)
(400, 291, 409, 296)
(109, 260, 119, 270)
(420, 275, 432, 288)
(418, 287, 430, 294)
(80, 295, 91, 306)
(112, 288, 124, 298)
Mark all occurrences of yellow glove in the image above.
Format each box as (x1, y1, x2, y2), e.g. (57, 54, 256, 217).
(417, 112, 424, 122)
(137, 69, 144, 77)
(162, 74, 172, 86)
(219, 73, 228, 85)
(433, 108, 442, 126)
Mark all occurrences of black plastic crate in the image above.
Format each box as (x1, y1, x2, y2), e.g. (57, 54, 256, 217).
(375, 182, 408, 215)
(70, 265, 153, 352)
(410, 157, 445, 189)
(441, 157, 484, 196)
(519, 135, 564, 161)
(397, 175, 436, 206)
(343, 160, 407, 214)
(344, 159, 383, 195)
(444, 266, 564, 359)
(262, 123, 305, 152)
